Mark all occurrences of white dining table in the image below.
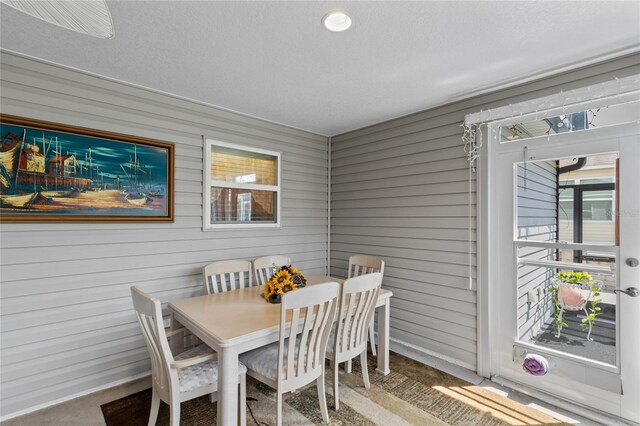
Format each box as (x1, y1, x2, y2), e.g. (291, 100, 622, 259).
(168, 275, 392, 426)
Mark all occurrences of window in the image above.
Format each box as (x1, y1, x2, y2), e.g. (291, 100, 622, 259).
(558, 169, 616, 263)
(558, 177, 615, 223)
(203, 139, 281, 229)
(498, 100, 640, 143)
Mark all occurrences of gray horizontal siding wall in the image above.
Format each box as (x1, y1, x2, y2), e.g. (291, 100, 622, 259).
(330, 52, 640, 370)
(517, 162, 557, 341)
(0, 52, 328, 418)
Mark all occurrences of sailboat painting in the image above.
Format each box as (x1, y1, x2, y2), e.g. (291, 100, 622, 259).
(0, 115, 174, 222)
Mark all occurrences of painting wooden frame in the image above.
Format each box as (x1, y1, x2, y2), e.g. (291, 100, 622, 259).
(0, 114, 174, 222)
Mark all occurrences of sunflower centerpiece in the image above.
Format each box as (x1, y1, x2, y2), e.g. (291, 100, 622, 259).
(262, 265, 307, 304)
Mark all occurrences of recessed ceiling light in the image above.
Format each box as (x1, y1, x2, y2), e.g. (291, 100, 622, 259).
(322, 12, 352, 32)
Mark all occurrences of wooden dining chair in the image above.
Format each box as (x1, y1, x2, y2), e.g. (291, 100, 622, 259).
(203, 259, 253, 294)
(130, 286, 247, 426)
(347, 255, 385, 357)
(253, 255, 291, 287)
(240, 283, 339, 426)
(325, 272, 382, 410)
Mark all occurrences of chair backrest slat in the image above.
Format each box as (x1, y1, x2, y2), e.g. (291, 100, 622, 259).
(347, 255, 384, 279)
(334, 273, 382, 358)
(305, 304, 321, 371)
(310, 302, 328, 370)
(203, 260, 253, 294)
(316, 300, 335, 367)
(277, 283, 339, 392)
(287, 308, 300, 379)
(220, 273, 228, 293)
(359, 288, 378, 342)
(131, 286, 175, 392)
(297, 306, 315, 376)
(341, 292, 357, 353)
(258, 270, 268, 286)
(137, 314, 160, 382)
(350, 292, 368, 348)
(253, 255, 291, 286)
(237, 271, 244, 291)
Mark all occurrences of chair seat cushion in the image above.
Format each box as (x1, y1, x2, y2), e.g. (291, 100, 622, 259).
(240, 338, 303, 381)
(175, 345, 246, 393)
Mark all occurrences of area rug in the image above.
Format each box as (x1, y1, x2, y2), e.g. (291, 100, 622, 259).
(101, 351, 568, 425)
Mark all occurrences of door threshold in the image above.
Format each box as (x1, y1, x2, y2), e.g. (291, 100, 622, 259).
(491, 375, 636, 426)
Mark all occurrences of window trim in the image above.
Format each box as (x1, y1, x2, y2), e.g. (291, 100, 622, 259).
(203, 138, 281, 230)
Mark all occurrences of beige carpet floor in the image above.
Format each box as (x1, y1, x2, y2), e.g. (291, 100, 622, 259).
(101, 351, 569, 425)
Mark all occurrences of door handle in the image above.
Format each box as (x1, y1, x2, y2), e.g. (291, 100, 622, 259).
(614, 287, 640, 297)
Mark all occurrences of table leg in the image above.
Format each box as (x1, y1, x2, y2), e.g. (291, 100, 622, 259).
(169, 314, 185, 355)
(375, 298, 390, 375)
(217, 346, 239, 426)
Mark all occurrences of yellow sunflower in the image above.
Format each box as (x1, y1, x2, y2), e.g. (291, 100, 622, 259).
(273, 281, 286, 295)
(282, 280, 297, 293)
(263, 282, 274, 299)
(263, 265, 306, 303)
(273, 270, 291, 284)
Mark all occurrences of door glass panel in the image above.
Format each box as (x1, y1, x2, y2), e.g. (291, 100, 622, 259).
(516, 153, 617, 366)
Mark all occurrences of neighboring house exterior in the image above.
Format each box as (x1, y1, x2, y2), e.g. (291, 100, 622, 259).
(558, 154, 616, 288)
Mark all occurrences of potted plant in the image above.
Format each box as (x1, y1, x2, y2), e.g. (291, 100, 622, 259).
(550, 271, 602, 341)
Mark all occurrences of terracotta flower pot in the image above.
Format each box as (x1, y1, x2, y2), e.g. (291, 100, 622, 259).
(552, 275, 601, 341)
(557, 284, 588, 311)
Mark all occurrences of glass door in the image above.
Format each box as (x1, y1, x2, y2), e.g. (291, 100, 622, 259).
(489, 123, 640, 422)
(519, 153, 617, 365)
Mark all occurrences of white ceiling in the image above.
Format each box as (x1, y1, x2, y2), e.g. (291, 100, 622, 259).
(1, 1, 639, 136)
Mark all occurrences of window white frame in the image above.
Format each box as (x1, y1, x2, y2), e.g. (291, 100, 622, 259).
(203, 138, 281, 229)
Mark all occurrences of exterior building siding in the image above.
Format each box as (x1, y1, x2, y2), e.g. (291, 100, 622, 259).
(516, 161, 558, 341)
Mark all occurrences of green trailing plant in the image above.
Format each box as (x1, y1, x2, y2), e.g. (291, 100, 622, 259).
(549, 286, 567, 333)
(555, 271, 593, 286)
(582, 286, 602, 332)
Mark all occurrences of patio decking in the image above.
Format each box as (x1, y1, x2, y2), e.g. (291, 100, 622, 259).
(530, 302, 616, 365)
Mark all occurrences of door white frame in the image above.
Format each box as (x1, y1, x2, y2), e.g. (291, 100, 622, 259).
(617, 131, 640, 422)
(479, 122, 640, 423)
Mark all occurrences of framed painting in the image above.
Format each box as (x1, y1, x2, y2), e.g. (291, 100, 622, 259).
(0, 115, 174, 222)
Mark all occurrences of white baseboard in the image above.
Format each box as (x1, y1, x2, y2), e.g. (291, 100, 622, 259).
(0, 371, 151, 422)
(388, 336, 482, 384)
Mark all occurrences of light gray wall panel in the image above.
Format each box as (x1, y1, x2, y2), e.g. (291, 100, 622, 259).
(330, 52, 640, 369)
(0, 51, 328, 417)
